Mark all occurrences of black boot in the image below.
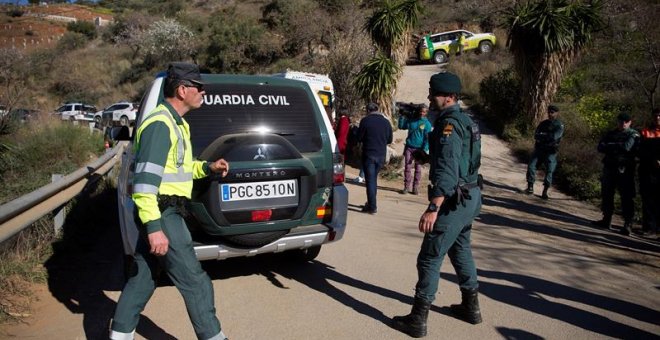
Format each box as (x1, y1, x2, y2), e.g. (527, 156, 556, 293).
(620, 221, 632, 236)
(392, 297, 431, 338)
(450, 288, 482, 324)
(525, 183, 533, 195)
(541, 185, 549, 200)
(591, 215, 612, 229)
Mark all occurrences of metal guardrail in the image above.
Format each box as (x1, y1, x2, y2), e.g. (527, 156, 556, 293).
(0, 142, 127, 245)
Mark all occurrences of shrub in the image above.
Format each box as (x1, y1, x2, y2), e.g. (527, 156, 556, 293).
(478, 67, 522, 136)
(56, 32, 89, 51)
(576, 94, 617, 137)
(66, 21, 97, 40)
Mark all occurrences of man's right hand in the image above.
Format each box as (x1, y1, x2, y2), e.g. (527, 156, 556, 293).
(148, 230, 169, 256)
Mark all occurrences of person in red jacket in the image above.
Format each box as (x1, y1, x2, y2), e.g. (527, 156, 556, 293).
(637, 108, 660, 239)
(335, 108, 350, 159)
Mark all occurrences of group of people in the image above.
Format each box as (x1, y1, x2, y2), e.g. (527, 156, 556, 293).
(524, 105, 659, 238)
(111, 58, 658, 339)
(339, 72, 483, 337)
(592, 110, 660, 237)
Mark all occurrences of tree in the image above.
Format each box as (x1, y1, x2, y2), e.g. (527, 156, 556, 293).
(358, 0, 420, 116)
(503, 0, 603, 126)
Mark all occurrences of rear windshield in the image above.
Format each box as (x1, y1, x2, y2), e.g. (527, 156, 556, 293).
(185, 83, 322, 156)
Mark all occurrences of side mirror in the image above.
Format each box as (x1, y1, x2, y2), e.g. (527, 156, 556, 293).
(110, 126, 130, 141)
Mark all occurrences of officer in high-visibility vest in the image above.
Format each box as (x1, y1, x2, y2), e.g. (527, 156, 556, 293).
(110, 62, 230, 340)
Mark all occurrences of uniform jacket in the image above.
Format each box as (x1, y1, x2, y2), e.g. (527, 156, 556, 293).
(357, 112, 393, 163)
(534, 118, 564, 153)
(398, 115, 431, 152)
(597, 127, 639, 168)
(429, 104, 480, 198)
(132, 102, 211, 233)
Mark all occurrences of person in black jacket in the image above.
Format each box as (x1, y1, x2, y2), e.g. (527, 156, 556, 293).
(525, 105, 564, 199)
(592, 113, 639, 235)
(357, 102, 393, 214)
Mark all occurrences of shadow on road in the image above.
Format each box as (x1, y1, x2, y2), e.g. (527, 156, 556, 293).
(202, 256, 453, 327)
(44, 178, 175, 340)
(441, 270, 660, 339)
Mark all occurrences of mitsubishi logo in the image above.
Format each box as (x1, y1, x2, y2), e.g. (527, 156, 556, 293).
(253, 147, 266, 160)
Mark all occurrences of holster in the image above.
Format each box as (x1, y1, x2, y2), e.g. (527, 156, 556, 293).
(157, 195, 190, 217)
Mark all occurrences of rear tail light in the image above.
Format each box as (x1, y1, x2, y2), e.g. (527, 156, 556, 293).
(332, 153, 345, 184)
(251, 209, 272, 222)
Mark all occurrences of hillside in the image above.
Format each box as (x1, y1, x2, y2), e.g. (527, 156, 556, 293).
(0, 3, 112, 51)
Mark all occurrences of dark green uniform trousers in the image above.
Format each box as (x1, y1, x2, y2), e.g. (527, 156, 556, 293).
(526, 150, 557, 186)
(601, 166, 635, 222)
(111, 207, 222, 340)
(415, 187, 481, 302)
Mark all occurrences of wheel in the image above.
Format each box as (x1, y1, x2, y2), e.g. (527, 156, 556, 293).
(94, 116, 101, 126)
(478, 41, 493, 53)
(289, 245, 321, 262)
(433, 51, 448, 64)
(119, 115, 129, 127)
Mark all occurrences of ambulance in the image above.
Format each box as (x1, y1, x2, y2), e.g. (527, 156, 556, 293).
(272, 70, 336, 123)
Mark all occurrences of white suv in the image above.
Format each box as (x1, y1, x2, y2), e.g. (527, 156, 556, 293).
(98, 102, 138, 127)
(54, 103, 97, 121)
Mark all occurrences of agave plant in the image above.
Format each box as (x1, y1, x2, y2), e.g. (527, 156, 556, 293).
(353, 53, 401, 117)
(503, 0, 603, 126)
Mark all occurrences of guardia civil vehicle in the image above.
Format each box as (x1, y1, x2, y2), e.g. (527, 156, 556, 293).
(113, 72, 348, 262)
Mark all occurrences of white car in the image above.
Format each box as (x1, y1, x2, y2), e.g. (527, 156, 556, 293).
(54, 103, 97, 121)
(99, 102, 138, 127)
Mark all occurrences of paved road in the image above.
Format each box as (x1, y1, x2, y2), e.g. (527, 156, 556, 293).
(2, 65, 659, 339)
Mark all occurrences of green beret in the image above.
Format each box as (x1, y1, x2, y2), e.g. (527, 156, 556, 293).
(429, 72, 461, 95)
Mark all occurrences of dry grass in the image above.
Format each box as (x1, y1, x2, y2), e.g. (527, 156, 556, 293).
(447, 46, 513, 104)
(0, 219, 55, 323)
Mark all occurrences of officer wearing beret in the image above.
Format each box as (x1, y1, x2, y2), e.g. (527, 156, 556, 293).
(393, 72, 483, 337)
(592, 113, 639, 235)
(525, 105, 565, 199)
(110, 62, 230, 340)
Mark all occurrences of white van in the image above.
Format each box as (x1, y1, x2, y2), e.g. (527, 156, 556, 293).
(272, 70, 336, 123)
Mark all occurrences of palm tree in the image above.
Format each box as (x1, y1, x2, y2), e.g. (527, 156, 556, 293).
(356, 0, 420, 117)
(504, 0, 603, 126)
(353, 52, 401, 111)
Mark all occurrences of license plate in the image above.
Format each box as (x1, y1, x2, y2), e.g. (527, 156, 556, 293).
(221, 179, 297, 202)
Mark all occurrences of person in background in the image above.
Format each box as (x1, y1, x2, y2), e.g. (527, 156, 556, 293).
(357, 102, 392, 214)
(398, 103, 431, 195)
(592, 113, 639, 235)
(636, 108, 660, 239)
(525, 105, 564, 199)
(335, 108, 350, 160)
(109, 62, 230, 340)
(393, 72, 483, 337)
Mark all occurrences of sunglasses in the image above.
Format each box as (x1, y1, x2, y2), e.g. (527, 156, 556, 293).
(182, 83, 204, 92)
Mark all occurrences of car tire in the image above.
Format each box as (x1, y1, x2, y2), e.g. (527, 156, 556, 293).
(433, 51, 448, 64)
(478, 41, 493, 54)
(289, 245, 321, 262)
(119, 115, 129, 127)
(223, 230, 289, 247)
(94, 116, 101, 126)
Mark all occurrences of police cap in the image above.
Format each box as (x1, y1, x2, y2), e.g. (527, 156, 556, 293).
(167, 62, 205, 85)
(617, 112, 632, 122)
(548, 105, 559, 113)
(429, 72, 461, 95)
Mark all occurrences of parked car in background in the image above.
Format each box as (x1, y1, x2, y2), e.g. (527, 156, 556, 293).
(8, 108, 40, 122)
(417, 29, 496, 64)
(53, 103, 97, 121)
(99, 102, 138, 127)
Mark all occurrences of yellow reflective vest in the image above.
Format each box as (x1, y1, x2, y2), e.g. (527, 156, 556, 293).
(132, 103, 209, 232)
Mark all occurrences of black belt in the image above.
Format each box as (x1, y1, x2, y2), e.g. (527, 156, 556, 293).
(157, 195, 190, 217)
